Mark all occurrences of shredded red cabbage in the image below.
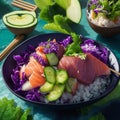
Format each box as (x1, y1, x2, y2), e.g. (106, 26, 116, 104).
(39, 41, 59, 54)
(31, 52, 48, 66)
(81, 39, 109, 64)
(59, 36, 72, 47)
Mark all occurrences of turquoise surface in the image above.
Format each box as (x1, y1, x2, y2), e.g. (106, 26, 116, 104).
(0, 0, 120, 120)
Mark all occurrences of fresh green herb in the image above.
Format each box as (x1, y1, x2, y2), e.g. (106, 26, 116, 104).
(65, 33, 83, 56)
(0, 97, 32, 120)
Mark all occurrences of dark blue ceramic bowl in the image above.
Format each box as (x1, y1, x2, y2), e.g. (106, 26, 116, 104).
(2, 33, 120, 109)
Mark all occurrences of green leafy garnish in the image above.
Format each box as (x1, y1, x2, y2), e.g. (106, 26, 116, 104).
(0, 97, 32, 120)
(65, 33, 83, 55)
(44, 15, 73, 34)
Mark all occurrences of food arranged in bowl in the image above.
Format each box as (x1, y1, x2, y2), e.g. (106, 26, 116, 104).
(2, 33, 119, 108)
(86, 0, 120, 37)
(3, 10, 37, 35)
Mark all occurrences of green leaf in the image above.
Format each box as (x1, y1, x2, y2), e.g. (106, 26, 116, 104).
(0, 97, 32, 120)
(20, 109, 32, 120)
(44, 15, 73, 34)
(34, 0, 54, 9)
(44, 23, 70, 34)
(55, 0, 71, 9)
(40, 3, 66, 22)
(65, 33, 83, 55)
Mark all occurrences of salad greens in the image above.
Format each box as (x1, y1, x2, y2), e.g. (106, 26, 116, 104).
(34, 0, 81, 34)
(65, 33, 82, 55)
(89, 0, 120, 20)
(0, 97, 32, 120)
(34, 0, 53, 9)
(44, 15, 73, 34)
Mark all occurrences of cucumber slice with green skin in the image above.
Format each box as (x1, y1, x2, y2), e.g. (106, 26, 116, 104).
(44, 66, 56, 84)
(65, 78, 78, 94)
(56, 69, 68, 84)
(6, 14, 35, 26)
(46, 84, 65, 102)
(46, 53, 59, 66)
(3, 11, 37, 28)
(40, 82, 54, 93)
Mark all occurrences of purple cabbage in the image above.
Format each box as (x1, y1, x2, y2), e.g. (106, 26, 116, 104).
(59, 36, 73, 47)
(13, 45, 35, 66)
(39, 41, 59, 54)
(31, 52, 48, 66)
(81, 39, 109, 64)
(25, 87, 41, 102)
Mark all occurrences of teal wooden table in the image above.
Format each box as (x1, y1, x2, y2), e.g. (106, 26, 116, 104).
(0, 0, 120, 120)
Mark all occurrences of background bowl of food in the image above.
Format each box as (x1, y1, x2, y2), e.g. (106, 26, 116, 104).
(2, 33, 120, 109)
(86, 0, 120, 37)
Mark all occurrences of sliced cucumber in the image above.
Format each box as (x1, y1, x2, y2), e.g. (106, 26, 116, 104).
(6, 14, 35, 26)
(46, 84, 65, 102)
(3, 11, 37, 28)
(56, 69, 68, 84)
(40, 82, 54, 93)
(46, 53, 59, 66)
(44, 66, 56, 84)
(65, 78, 78, 94)
(65, 82, 72, 93)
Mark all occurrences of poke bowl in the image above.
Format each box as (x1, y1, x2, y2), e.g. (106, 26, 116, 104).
(86, 0, 120, 37)
(2, 33, 120, 109)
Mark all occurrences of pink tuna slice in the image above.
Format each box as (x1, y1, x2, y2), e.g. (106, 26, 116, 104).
(58, 53, 110, 85)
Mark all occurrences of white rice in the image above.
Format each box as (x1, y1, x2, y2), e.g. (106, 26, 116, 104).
(55, 76, 110, 104)
(88, 10, 120, 27)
